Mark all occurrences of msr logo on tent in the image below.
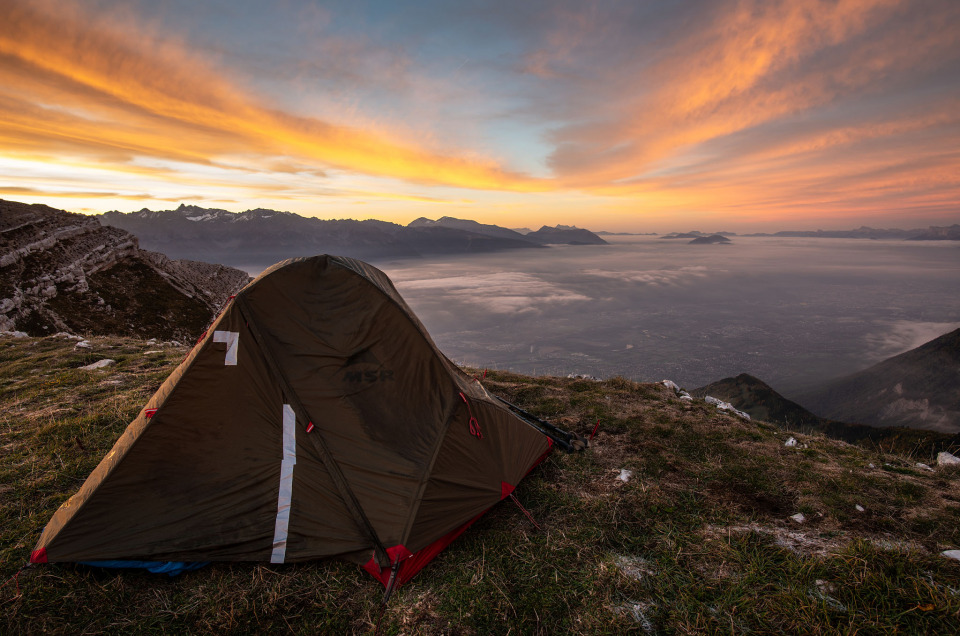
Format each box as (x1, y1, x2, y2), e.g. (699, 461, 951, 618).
(340, 347, 395, 383)
(344, 370, 395, 382)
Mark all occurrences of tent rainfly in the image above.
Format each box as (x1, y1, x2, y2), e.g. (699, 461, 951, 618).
(30, 255, 584, 590)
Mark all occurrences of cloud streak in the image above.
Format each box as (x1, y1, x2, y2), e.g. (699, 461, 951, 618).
(396, 272, 590, 314)
(535, 0, 960, 222)
(583, 267, 712, 287)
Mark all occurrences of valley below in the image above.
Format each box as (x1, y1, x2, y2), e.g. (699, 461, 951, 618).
(374, 236, 960, 400)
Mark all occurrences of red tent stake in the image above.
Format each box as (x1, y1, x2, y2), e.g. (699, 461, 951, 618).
(589, 418, 600, 440)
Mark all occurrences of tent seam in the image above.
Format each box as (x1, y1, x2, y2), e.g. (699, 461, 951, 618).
(396, 385, 463, 548)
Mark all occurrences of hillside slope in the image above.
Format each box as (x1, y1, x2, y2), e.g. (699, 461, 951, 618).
(2, 334, 958, 633)
(1, 200, 250, 341)
(694, 373, 960, 455)
(798, 329, 960, 434)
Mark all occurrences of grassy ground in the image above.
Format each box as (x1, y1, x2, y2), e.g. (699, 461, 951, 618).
(2, 334, 958, 634)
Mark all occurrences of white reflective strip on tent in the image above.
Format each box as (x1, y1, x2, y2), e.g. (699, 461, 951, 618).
(212, 330, 240, 365)
(270, 404, 297, 563)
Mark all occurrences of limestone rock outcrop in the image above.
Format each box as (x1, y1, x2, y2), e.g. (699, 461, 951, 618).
(1, 199, 250, 340)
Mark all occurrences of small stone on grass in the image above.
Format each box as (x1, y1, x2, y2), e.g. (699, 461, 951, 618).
(80, 359, 115, 370)
(937, 451, 960, 466)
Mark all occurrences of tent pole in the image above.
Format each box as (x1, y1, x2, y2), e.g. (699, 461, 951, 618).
(493, 396, 587, 452)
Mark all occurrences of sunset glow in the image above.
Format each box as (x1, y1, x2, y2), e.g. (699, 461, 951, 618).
(1, 0, 958, 231)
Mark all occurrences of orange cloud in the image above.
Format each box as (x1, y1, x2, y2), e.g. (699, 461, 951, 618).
(550, 0, 912, 182)
(0, 185, 188, 202)
(0, 0, 548, 193)
(539, 0, 960, 224)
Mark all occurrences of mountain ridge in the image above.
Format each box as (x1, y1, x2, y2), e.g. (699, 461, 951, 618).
(650, 225, 960, 240)
(100, 207, 608, 268)
(407, 215, 531, 241)
(741, 224, 960, 240)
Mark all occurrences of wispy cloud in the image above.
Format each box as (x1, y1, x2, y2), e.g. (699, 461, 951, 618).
(864, 320, 960, 361)
(583, 267, 712, 287)
(532, 0, 960, 222)
(0, 185, 187, 202)
(396, 272, 589, 314)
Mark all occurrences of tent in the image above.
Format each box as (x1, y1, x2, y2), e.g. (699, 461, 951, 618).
(30, 255, 582, 590)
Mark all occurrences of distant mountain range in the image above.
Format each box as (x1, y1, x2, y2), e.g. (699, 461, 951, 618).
(99, 207, 607, 269)
(660, 230, 737, 239)
(408, 217, 607, 245)
(655, 225, 960, 240)
(696, 328, 960, 441)
(0, 199, 249, 341)
(594, 231, 659, 236)
(745, 225, 960, 240)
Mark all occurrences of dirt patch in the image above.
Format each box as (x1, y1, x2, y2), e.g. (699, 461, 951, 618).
(701, 523, 933, 558)
(613, 554, 657, 582)
(702, 523, 848, 557)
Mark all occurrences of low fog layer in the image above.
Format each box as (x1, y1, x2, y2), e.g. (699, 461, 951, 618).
(246, 237, 960, 399)
(388, 237, 960, 398)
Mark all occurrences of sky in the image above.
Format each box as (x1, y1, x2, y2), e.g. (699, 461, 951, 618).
(1, 0, 959, 232)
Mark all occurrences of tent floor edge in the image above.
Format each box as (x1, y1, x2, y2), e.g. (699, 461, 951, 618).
(362, 441, 555, 588)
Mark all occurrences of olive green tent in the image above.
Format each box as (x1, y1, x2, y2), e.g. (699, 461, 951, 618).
(31, 255, 579, 588)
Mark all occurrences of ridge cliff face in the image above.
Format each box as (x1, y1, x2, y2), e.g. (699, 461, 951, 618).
(1, 199, 250, 340)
